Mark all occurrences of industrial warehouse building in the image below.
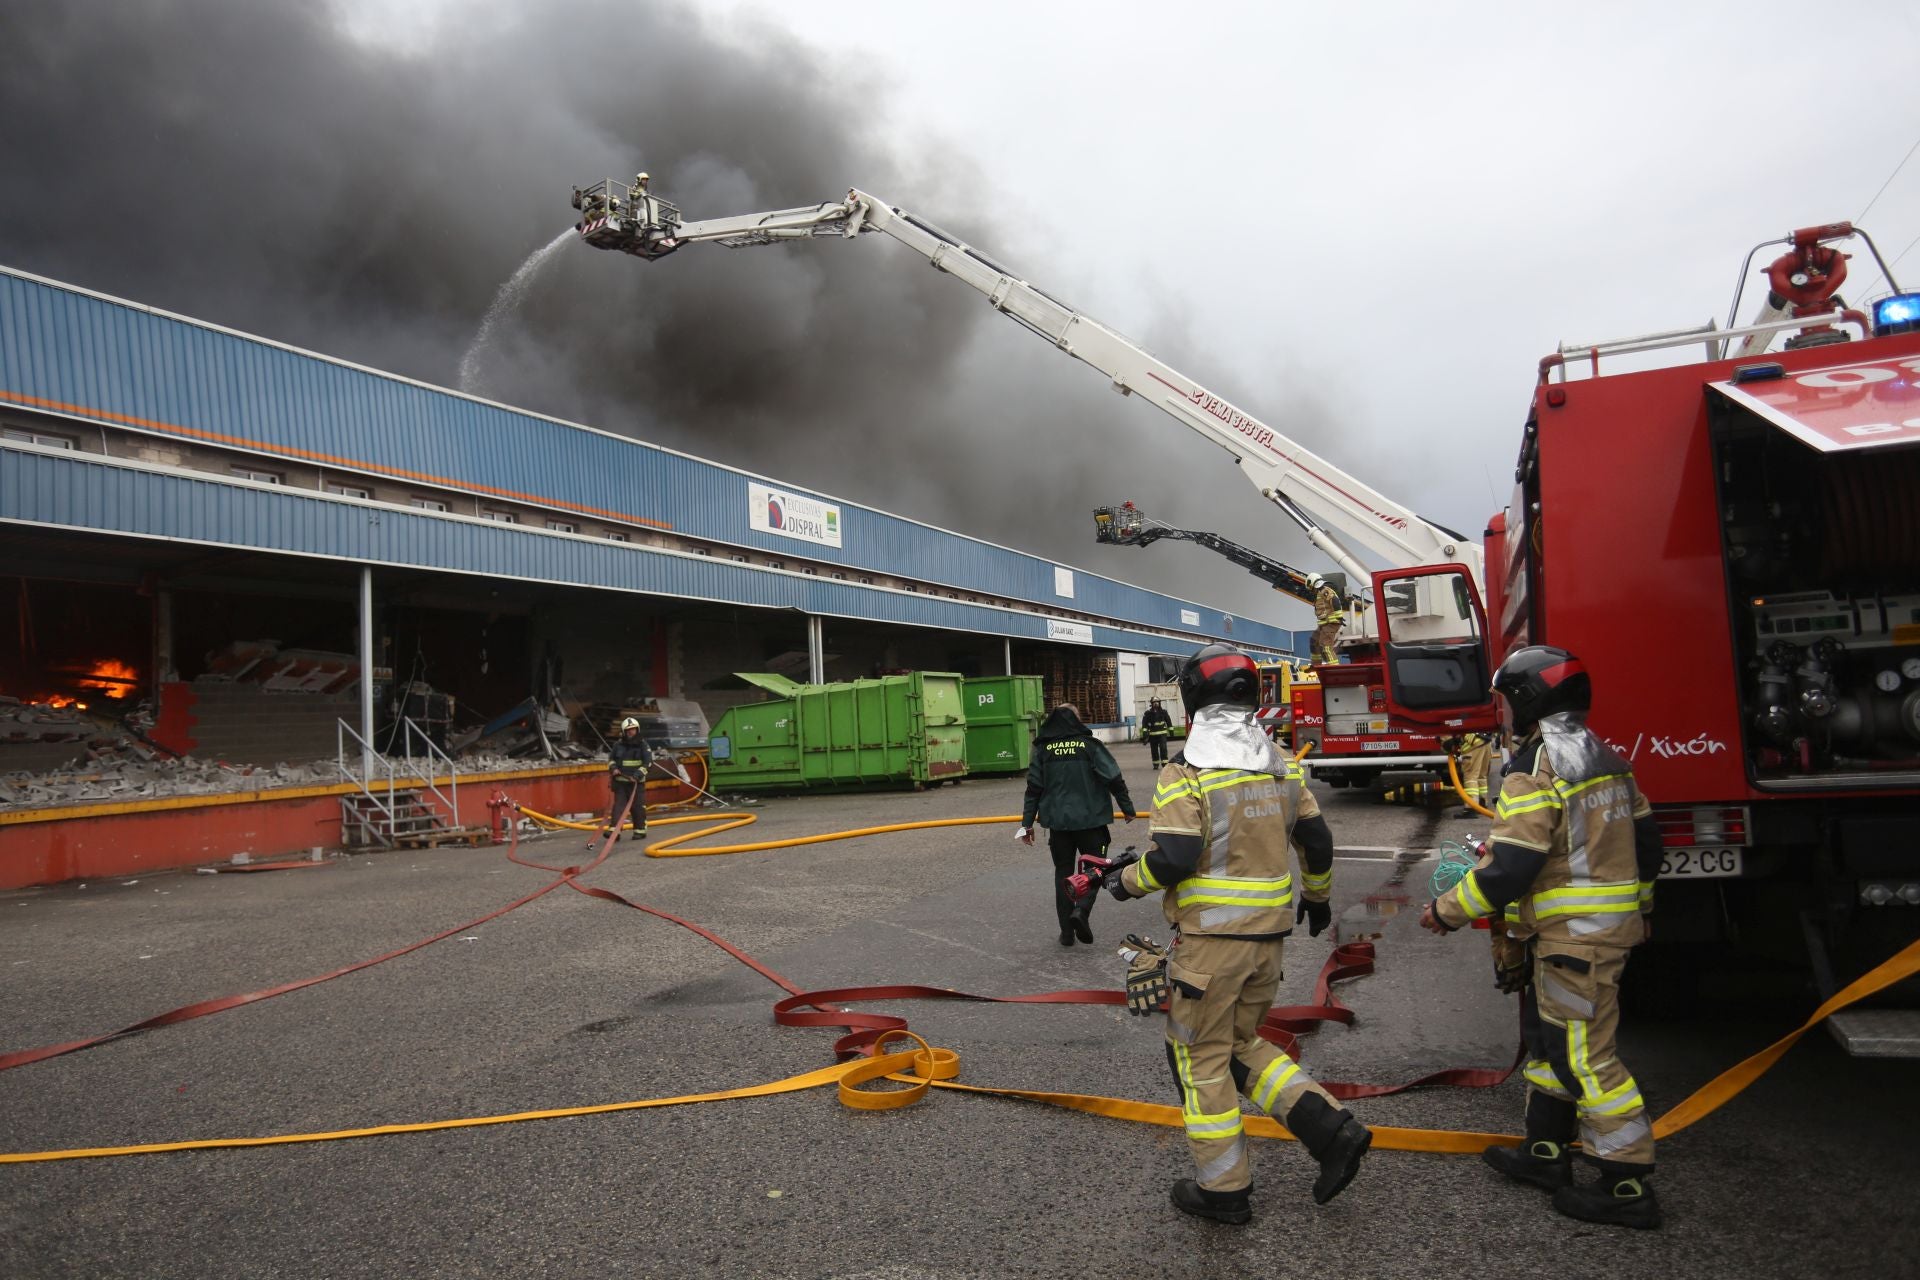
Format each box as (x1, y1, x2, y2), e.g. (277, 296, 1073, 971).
(0, 264, 1298, 801)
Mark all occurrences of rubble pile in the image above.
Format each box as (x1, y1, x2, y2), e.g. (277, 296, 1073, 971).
(0, 748, 622, 812)
(0, 755, 338, 809)
(0, 696, 95, 745)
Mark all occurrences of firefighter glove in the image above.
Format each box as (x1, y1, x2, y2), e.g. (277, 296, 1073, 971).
(1491, 931, 1531, 994)
(1102, 849, 1141, 900)
(1297, 897, 1331, 938)
(1120, 935, 1169, 1015)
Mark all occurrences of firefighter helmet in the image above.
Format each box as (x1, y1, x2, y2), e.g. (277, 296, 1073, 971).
(1491, 645, 1591, 734)
(1177, 643, 1260, 717)
(1306, 572, 1324, 589)
(619, 716, 641, 732)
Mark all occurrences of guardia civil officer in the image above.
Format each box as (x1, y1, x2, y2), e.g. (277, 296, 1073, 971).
(1420, 645, 1665, 1229)
(1018, 703, 1137, 947)
(1106, 644, 1371, 1224)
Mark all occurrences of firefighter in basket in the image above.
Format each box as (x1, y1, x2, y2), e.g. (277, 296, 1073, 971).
(1103, 644, 1371, 1225)
(1419, 645, 1667, 1229)
(1307, 573, 1344, 665)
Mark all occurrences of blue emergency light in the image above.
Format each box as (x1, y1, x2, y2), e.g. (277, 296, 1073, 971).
(1872, 291, 1920, 336)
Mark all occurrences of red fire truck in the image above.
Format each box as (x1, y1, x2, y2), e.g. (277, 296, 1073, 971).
(1483, 223, 1920, 1050)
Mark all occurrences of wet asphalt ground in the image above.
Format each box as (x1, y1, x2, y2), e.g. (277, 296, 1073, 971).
(2, 745, 1914, 1279)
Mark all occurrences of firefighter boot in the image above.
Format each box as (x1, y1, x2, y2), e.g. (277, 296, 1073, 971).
(1481, 1093, 1575, 1191)
(1170, 1179, 1252, 1225)
(1553, 1163, 1661, 1230)
(1286, 1093, 1372, 1205)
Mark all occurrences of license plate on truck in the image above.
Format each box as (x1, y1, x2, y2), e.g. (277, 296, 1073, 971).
(1659, 847, 1743, 878)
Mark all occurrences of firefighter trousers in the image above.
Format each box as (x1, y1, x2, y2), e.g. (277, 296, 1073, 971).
(1459, 736, 1493, 803)
(1310, 622, 1341, 665)
(1519, 942, 1654, 1166)
(606, 778, 646, 837)
(1163, 932, 1346, 1193)
(1146, 734, 1170, 766)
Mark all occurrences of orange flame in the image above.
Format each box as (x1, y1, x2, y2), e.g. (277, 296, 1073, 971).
(76, 659, 138, 694)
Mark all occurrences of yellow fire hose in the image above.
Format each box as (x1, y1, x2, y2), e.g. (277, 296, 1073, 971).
(516, 805, 1145, 857)
(1447, 751, 1496, 819)
(7, 936, 1915, 1164)
(5, 787, 1916, 1165)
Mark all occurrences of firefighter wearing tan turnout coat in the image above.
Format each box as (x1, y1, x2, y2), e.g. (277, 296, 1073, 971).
(1421, 645, 1666, 1230)
(1107, 644, 1372, 1225)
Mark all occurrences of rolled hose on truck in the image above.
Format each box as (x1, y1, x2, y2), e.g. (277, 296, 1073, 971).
(3, 795, 1914, 1165)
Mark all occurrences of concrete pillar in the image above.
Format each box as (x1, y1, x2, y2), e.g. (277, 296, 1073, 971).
(359, 567, 375, 776)
(807, 614, 825, 685)
(154, 590, 178, 683)
(1004, 638, 1014, 676)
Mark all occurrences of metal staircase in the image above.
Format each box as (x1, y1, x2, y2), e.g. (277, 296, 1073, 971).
(336, 717, 486, 849)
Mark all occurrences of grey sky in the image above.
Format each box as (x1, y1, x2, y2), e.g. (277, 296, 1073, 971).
(13, 0, 1920, 632)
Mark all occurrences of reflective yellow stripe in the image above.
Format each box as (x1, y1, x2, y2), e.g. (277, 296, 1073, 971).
(1523, 1060, 1570, 1095)
(1551, 772, 1630, 800)
(1457, 871, 1494, 919)
(1174, 874, 1293, 909)
(1570, 1019, 1597, 1099)
(1497, 789, 1564, 820)
(1197, 770, 1264, 796)
(1250, 1057, 1299, 1113)
(1134, 858, 1164, 892)
(1155, 780, 1197, 804)
(1530, 881, 1639, 920)
(1185, 1108, 1246, 1139)
(1301, 870, 1333, 893)
(1582, 1075, 1645, 1116)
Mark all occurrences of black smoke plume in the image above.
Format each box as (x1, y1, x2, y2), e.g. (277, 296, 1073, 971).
(0, 0, 1331, 628)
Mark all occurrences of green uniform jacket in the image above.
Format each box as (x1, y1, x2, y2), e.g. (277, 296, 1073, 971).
(1022, 706, 1135, 830)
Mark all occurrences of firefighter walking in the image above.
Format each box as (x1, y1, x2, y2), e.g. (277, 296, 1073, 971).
(1105, 644, 1371, 1224)
(1306, 573, 1344, 664)
(603, 716, 653, 843)
(1420, 645, 1666, 1229)
(1141, 697, 1174, 767)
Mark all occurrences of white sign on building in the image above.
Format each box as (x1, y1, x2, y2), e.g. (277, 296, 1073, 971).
(1046, 618, 1094, 645)
(748, 482, 843, 548)
(1180, 608, 1200, 626)
(1053, 566, 1075, 599)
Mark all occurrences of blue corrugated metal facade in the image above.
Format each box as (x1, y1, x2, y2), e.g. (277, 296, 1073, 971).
(0, 265, 1293, 654)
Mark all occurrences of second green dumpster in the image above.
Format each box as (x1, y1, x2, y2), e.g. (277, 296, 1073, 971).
(959, 674, 1045, 775)
(707, 671, 969, 790)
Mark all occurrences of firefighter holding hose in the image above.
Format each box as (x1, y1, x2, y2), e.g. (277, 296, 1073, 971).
(1419, 645, 1667, 1229)
(603, 716, 653, 844)
(1104, 644, 1371, 1224)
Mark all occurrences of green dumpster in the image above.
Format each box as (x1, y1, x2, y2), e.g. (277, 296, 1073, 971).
(708, 671, 969, 790)
(960, 675, 1045, 775)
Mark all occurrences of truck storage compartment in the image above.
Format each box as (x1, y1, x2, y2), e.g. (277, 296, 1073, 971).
(1711, 398, 1920, 788)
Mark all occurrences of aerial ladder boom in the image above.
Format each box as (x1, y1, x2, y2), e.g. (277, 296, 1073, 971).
(569, 177, 1482, 594)
(1093, 502, 1326, 608)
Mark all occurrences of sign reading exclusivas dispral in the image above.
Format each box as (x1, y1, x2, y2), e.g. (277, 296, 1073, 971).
(748, 482, 843, 548)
